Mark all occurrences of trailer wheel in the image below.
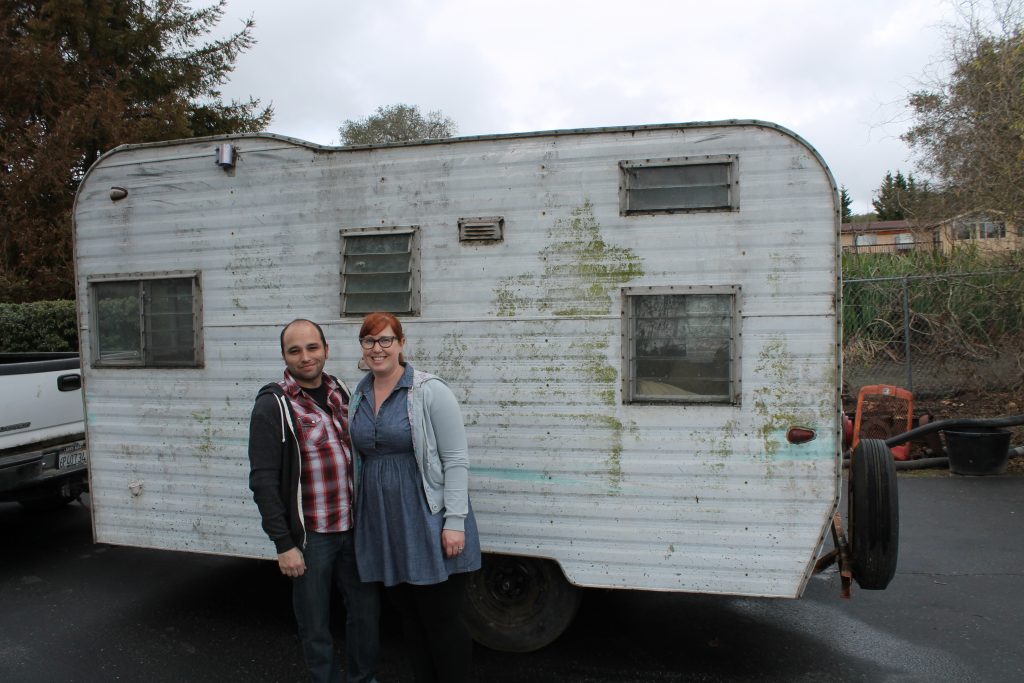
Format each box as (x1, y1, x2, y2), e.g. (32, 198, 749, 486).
(18, 493, 76, 511)
(849, 438, 899, 590)
(461, 554, 581, 652)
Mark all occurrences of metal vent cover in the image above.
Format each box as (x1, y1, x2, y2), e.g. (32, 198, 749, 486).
(458, 217, 504, 243)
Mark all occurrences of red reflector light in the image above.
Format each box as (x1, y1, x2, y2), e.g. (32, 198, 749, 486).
(786, 427, 817, 444)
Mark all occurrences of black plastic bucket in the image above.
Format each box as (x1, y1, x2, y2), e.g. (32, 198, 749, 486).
(943, 428, 1012, 475)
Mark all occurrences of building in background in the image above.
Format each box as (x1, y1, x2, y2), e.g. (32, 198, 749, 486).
(842, 212, 1022, 255)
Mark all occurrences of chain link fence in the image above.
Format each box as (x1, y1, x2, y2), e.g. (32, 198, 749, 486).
(843, 270, 1024, 426)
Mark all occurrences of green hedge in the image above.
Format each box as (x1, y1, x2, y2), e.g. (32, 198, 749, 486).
(843, 244, 1024, 280)
(843, 249, 1024, 339)
(0, 300, 78, 352)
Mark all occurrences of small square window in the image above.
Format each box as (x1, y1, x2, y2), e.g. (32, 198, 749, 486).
(622, 287, 740, 404)
(90, 274, 201, 367)
(340, 227, 420, 316)
(620, 156, 738, 215)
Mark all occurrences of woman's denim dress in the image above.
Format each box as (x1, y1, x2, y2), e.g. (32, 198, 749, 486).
(351, 364, 481, 586)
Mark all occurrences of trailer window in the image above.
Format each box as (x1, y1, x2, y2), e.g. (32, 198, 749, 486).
(89, 274, 202, 368)
(619, 156, 738, 214)
(340, 227, 420, 316)
(622, 287, 740, 404)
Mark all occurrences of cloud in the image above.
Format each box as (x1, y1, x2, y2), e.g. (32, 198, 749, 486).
(209, 0, 957, 213)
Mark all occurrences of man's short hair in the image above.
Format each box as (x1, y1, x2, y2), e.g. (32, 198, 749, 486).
(280, 319, 328, 355)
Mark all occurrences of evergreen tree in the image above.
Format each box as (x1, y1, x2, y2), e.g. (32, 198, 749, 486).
(872, 170, 920, 220)
(340, 104, 456, 145)
(0, 0, 272, 302)
(840, 186, 853, 221)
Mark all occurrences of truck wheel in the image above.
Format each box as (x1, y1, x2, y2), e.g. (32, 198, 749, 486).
(18, 493, 76, 511)
(849, 438, 899, 589)
(461, 554, 581, 652)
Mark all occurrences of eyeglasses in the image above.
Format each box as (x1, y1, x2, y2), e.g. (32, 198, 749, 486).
(360, 335, 398, 349)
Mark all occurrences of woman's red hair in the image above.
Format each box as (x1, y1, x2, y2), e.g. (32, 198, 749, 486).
(359, 312, 404, 340)
(359, 312, 406, 364)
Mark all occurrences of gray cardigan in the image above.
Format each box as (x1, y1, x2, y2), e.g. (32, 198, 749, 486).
(350, 367, 470, 532)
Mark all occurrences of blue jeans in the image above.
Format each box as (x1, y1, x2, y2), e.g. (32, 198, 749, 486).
(293, 530, 380, 683)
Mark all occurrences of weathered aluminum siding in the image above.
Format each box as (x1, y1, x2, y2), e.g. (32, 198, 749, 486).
(73, 123, 840, 598)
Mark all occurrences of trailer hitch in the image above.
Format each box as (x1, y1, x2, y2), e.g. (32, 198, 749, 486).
(813, 513, 853, 599)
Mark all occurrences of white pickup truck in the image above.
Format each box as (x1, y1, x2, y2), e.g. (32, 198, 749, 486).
(0, 353, 88, 509)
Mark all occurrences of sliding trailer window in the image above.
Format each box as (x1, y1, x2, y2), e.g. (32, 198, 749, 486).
(89, 273, 202, 368)
(622, 286, 740, 404)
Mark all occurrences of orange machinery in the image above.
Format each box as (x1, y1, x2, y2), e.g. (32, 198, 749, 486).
(851, 384, 914, 461)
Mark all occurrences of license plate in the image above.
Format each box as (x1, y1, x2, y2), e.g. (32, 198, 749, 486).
(58, 447, 87, 469)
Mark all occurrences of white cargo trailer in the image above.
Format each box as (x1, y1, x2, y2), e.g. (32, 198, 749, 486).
(73, 122, 897, 651)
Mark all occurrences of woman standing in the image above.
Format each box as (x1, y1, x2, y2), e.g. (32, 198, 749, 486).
(349, 312, 481, 683)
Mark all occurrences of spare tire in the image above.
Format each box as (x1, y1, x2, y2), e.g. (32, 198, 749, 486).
(849, 438, 899, 589)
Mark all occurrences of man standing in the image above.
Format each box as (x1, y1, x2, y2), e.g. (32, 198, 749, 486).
(248, 319, 379, 683)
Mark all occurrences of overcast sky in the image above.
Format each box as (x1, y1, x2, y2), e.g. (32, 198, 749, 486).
(208, 0, 959, 214)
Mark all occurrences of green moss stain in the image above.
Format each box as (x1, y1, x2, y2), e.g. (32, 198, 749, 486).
(579, 349, 618, 405)
(435, 332, 470, 385)
(493, 275, 533, 317)
(581, 353, 617, 384)
(491, 201, 644, 318)
(594, 414, 625, 492)
(710, 419, 737, 461)
(486, 201, 645, 493)
(191, 408, 214, 461)
(413, 332, 477, 403)
(753, 339, 792, 459)
(539, 201, 644, 316)
(494, 289, 520, 317)
(752, 337, 824, 462)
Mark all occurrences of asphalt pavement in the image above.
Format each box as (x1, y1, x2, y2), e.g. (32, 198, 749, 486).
(1, 473, 1022, 682)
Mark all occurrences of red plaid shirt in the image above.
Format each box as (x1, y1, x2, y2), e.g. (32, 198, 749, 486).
(280, 371, 353, 532)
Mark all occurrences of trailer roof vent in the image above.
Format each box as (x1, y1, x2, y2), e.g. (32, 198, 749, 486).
(459, 217, 504, 243)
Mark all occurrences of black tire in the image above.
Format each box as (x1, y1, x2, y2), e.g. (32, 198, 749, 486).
(18, 493, 76, 511)
(461, 554, 581, 652)
(849, 438, 899, 589)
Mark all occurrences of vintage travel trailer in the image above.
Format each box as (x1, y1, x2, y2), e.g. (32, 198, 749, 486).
(73, 122, 897, 651)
